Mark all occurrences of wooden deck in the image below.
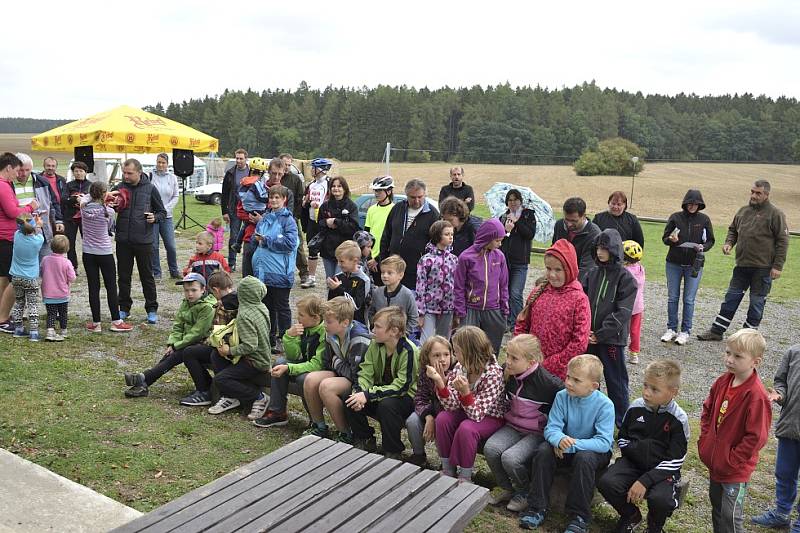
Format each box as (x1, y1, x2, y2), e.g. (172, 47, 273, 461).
(112, 435, 489, 533)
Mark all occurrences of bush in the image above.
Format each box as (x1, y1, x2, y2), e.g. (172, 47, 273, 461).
(406, 150, 432, 163)
(574, 137, 646, 176)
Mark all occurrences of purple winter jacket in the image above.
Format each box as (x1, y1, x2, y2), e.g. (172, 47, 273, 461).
(453, 218, 509, 318)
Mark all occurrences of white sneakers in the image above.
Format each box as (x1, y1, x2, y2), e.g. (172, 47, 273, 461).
(674, 332, 690, 345)
(660, 329, 677, 342)
(208, 397, 240, 415)
(661, 329, 690, 345)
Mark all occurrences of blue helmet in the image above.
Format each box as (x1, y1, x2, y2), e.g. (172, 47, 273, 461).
(310, 157, 333, 170)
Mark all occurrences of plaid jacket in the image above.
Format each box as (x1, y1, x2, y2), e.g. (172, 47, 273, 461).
(437, 358, 507, 422)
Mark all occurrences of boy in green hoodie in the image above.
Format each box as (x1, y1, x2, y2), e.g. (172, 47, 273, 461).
(209, 276, 272, 421)
(254, 294, 327, 428)
(123, 273, 216, 400)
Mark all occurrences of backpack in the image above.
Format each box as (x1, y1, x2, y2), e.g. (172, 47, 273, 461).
(208, 319, 240, 362)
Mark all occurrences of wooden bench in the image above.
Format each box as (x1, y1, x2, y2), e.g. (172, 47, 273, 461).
(111, 435, 489, 533)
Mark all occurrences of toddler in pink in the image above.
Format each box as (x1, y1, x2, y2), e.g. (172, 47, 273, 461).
(206, 218, 226, 253)
(40, 234, 76, 341)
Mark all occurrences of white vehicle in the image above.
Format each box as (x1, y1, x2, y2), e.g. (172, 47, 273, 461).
(67, 152, 208, 190)
(191, 159, 304, 205)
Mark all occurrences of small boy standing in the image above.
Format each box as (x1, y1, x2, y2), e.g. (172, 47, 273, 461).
(327, 240, 371, 325)
(344, 306, 418, 457)
(581, 228, 637, 427)
(368, 255, 419, 338)
(183, 231, 230, 281)
(698, 328, 772, 533)
(519, 354, 615, 533)
(254, 294, 327, 428)
(598, 359, 690, 533)
(752, 344, 800, 531)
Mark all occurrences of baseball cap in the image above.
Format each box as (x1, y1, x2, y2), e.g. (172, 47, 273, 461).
(176, 272, 206, 286)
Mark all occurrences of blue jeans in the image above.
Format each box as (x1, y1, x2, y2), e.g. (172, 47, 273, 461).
(711, 266, 772, 333)
(775, 437, 800, 516)
(151, 217, 179, 277)
(507, 263, 529, 327)
(322, 257, 340, 279)
(665, 262, 702, 333)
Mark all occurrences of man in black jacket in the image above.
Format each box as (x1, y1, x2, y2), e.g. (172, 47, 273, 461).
(280, 153, 309, 284)
(220, 149, 249, 271)
(380, 179, 440, 289)
(438, 166, 475, 212)
(111, 159, 167, 324)
(553, 197, 602, 276)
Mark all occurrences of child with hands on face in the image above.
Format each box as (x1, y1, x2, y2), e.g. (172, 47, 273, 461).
(326, 240, 370, 325)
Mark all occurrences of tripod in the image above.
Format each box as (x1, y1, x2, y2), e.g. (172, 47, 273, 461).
(175, 175, 203, 230)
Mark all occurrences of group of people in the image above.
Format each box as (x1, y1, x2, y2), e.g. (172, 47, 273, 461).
(1, 147, 796, 533)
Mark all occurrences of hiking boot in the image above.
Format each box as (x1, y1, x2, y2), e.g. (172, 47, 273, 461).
(697, 329, 723, 341)
(406, 453, 428, 467)
(614, 509, 642, 533)
(208, 396, 240, 414)
(0, 321, 15, 334)
(300, 277, 316, 289)
(519, 510, 546, 530)
(110, 321, 133, 332)
(124, 372, 146, 387)
(124, 384, 149, 398)
(507, 493, 528, 512)
(247, 393, 269, 420)
(675, 332, 690, 345)
(302, 425, 329, 438)
(564, 516, 589, 533)
(45, 328, 64, 342)
(628, 352, 639, 364)
(489, 488, 514, 505)
(253, 411, 289, 428)
(660, 329, 676, 342)
(13, 327, 28, 338)
(179, 390, 213, 406)
(751, 508, 790, 528)
(29, 331, 41, 342)
(353, 436, 378, 453)
(86, 322, 102, 333)
(146, 312, 158, 324)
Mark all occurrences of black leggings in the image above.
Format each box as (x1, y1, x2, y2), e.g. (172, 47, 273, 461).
(45, 302, 68, 329)
(83, 253, 120, 323)
(64, 219, 83, 270)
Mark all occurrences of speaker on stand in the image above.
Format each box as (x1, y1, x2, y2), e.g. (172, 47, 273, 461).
(173, 149, 202, 230)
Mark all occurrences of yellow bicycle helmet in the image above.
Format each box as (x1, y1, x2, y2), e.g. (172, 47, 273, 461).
(623, 240, 643, 261)
(248, 157, 268, 173)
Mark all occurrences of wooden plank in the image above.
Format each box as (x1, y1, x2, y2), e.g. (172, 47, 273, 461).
(202, 447, 378, 533)
(400, 483, 484, 533)
(110, 435, 323, 533)
(369, 475, 458, 533)
(331, 468, 441, 533)
(301, 460, 421, 533)
(427, 485, 490, 533)
(165, 440, 350, 533)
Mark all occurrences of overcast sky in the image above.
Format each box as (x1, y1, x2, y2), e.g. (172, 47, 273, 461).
(4, 0, 799, 119)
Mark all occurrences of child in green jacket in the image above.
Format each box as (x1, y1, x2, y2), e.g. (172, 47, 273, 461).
(344, 306, 419, 457)
(254, 294, 327, 428)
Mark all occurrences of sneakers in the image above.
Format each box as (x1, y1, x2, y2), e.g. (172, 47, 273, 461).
(300, 277, 316, 289)
(119, 310, 129, 320)
(697, 329, 723, 341)
(29, 331, 41, 342)
(507, 493, 528, 512)
(13, 327, 28, 338)
(353, 436, 378, 453)
(253, 411, 289, 428)
(628, 352, 639, 364)
(86, 322, 102, 333)
(614, 509, 642, 533)
(792, 518, 800, 533)
(124, 372, 148, 397)
(46, 328, 64, 342)
(660, 329, 677, 342)
(406, 453, 428, 467)
(519, 511, 546, 530)
(247, 393, 269, 420)
(110, 321, 133, 332)
(179, 390, 213, 406)
(208, 396, 240, 414)
(153, 274, 162, 281)
(489, 488, 514, 505)
(169, 272, 182, 280)
(146, 312, 158, 324)
(751, 509, 791, 528)
(0, 321, 15, 334)
(335, 430, 354, 445)
(302, 424, 329, 438)
(564, 515, 589, 533)
(675, 332, 690, 345)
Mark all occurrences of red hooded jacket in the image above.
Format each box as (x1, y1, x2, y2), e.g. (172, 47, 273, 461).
(514, 239, 590, 380)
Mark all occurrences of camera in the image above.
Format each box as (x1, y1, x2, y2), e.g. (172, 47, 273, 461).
(691, 251, 705, 278)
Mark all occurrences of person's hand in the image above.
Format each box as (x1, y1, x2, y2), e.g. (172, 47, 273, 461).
(345, 392, 367, 410)
(722, 243, 732, 255)
(768, 388, 783, 403)
(325, 218, 336, 228)
(271, 364, 289, 377)
(223, 214, 230, 224)
(554, 446, 564, 459)
(453, 374, 469, 396)
(770, 268, 782, 280)
(165, 346, 174, 355)
(423, 416, 436, 442)
(311, 201, 320, 209)
(28, 199, 39, 212)
(426, 364, 445, 389)
(668, 234, 679, 243)
(367, 258, 378, 272)
(326, 276, 342, 290)
(33, 214, 43, 228)
(218, 343, 230, 357)
(145, 212, 155, 224)
(627, 481, 647, 504)
(558, 436, 576, 451)
(249, 212, 262, 224)
(287, 323, 304, 337)
(55, 223, 64, 233)
(694, 243, 704, 252)
(504, 219, 515, 232)
(465, 197, 473, 205)
(589, 332, 597, 344)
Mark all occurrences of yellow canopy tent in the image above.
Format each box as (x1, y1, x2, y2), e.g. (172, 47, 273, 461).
(30, 105, 218, 154)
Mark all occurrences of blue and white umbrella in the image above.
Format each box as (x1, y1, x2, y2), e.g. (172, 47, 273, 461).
(484, 182, 555, 243)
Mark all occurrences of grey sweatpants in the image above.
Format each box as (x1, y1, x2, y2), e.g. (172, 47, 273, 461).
(464, 308, 506, 355)
(484, 425, 544, 492)
(405, 411, 427, 455)
(709, 481, 748, 533)
(421, 312, 453, 342)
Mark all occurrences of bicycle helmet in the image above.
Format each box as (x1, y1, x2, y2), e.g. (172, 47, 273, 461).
(310, 157, 333, 171)
(248, 157, 268, 173)
(622, 240, 643, 262)
(369, 175, 395, 190)
(353, 230, 376, 249)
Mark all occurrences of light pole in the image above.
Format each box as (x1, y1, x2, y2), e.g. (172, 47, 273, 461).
(630, 156, 639, 209)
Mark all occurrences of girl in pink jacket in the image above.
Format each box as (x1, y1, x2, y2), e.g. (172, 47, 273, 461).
(40, 234, 76, 341)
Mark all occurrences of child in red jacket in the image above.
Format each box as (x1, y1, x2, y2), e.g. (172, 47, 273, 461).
(698, 328, 772, 533)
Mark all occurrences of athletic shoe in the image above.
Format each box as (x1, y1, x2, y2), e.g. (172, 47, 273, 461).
(125, 385, 149, 398)
(628, 352, 640, 364)
(697, 329, 723, 341)
(146, 312, 158, 324)
(0, 321, 15, 334)
(179, 390, 213, 406)
(45, 329, 64, 342)
(614, 509, 642, 533)
(660, 329, 677, 342)
(519, 511, 546, 530)
(405, 453, 427, 467)
(208, 396, 240, 415)
(791, 518, 800, 533)
(335, 430, 354, 445)
(353, 436, 378, 453)
(246, 393, 269, 420)
(302, 425, 329, 438)
(253, 411, 289, 428)
(124, 372, 146, 387)
(675, 332, 690, 345)
(507, 493, 528, 513)
(13, 327, 28, 338)
(110, 321, 133, 332)
(119, 310, 129, 320)
(489, 488, 514, 505)
(153, 274, 162, 281)
(86, 322, 102, 333)
(751, 509, 790, 528)
(29, 331, 41, 342)
(300, 277, 316, 289)
(564, 515, 589, 533)
(169, 272, 181, 280)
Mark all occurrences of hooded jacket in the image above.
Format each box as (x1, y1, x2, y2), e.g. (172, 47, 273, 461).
(283, 321, 326, 377)
(773, 345, 800, 441)
(322, 320, 372, 383)
(452, 215, 482, 257)
(379, 199, 440, 288)
(252, 207, 299, 289)
(112, 176, 167, 245)
(500, 208, 537, 265)
(229, 276, 272, 371)
(581, 229, 638, 346)
(15, 172, 62, 242)
(454, 218, 509, 318)
(552, 217, 602, 275)
(416, 242, 458, 315)
(317, 196, 360, 260)
(62, 177, 92, 221)
(662, 189, 715, 266)
(515, 239, 591, 381)
(167, 293, 216, 350)
(354, 336, 419, 402)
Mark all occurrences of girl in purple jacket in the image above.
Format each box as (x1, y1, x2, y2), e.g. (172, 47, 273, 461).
(416, 220, 458, 342)
(453, 218, 509, 355)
